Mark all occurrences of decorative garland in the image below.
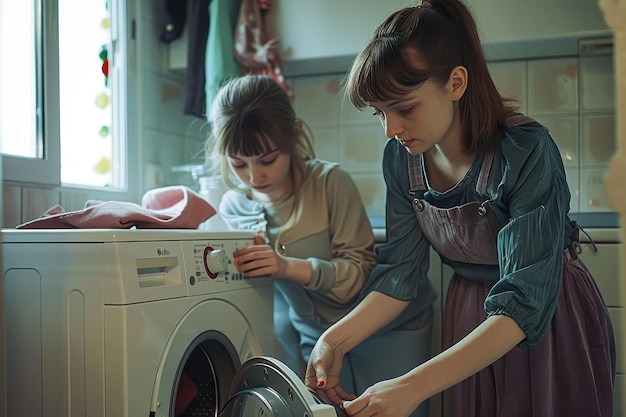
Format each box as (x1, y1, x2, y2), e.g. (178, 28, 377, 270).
(94, 0, 111, 175)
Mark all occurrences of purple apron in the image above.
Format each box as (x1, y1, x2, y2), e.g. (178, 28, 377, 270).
(406, 116, 616, 417)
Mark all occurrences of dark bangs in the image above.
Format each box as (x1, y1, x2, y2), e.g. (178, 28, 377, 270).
(346, 5, 460, 109)
(347, 39, 433, 109)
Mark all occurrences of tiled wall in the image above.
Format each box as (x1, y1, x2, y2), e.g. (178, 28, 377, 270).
(287, 52, 617, 219)
(290, 75, 388, 218)
(489, 53, 617, 214)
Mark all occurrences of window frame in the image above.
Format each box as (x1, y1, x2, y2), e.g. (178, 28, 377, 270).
(1, 0, 140, 203)
(1, 0, 59, 186)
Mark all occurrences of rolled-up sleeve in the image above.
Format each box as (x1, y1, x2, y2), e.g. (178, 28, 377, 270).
(485, 130, 570, 348)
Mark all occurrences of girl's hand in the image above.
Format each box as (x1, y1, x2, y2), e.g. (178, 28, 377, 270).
(234, 234, 313, 284)
(341, 376, 422, 417)
(233, 243, 286, 277)
(305, 338, 356, 406)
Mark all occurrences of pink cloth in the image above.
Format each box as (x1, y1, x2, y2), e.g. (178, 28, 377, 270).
(17, 186, 216, 229)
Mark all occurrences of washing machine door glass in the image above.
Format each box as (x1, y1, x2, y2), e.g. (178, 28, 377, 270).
(219, 356, 344, 417)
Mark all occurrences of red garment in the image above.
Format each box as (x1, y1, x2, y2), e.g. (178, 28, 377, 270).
(234, 0, 294, 101)
(16, 186, 216, 229)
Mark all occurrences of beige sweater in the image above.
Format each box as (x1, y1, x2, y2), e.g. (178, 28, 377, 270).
(219, 159, 376, 325)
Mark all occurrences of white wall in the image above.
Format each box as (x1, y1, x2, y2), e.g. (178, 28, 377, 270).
(267, 0, 609, 60)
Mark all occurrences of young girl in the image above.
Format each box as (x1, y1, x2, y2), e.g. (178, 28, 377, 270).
(305, 1, 616, 416)
(207, 75, 429, 402)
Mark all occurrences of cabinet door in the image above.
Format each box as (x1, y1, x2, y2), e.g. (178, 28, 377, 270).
(572, 242, 624, 417)
(578, 242, 623, 307)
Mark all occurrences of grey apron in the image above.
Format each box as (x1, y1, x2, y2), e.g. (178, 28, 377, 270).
(407, 115, 533, 267)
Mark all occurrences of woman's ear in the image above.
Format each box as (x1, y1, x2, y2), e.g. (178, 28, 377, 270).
(449, 65, 468, 101)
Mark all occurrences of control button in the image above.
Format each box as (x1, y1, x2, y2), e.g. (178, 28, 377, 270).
(203, 247, 228, 279)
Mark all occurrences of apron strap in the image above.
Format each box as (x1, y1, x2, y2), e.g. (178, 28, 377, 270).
(408, 153, 427, 192)
(506, 114, 535, 127)
(409, 114, 536, 195)
(475, 152, 496, 196)
(476, 114, 536, 196)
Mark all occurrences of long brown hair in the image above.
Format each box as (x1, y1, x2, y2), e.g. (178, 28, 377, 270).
(346, 0, 518, 153)
(206, 74, 315, 191)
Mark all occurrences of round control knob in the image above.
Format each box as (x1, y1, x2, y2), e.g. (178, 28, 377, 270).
(203, 247, 228, 278)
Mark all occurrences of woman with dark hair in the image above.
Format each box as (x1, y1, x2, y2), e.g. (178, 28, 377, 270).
(305, 1, 616, 416)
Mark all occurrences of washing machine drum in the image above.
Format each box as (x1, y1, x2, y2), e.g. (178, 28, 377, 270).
(220, 356, 345, 417)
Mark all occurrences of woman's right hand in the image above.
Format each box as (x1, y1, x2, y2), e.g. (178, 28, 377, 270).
(305, 337, 356, 406)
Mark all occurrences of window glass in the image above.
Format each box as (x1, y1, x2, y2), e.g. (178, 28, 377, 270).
(0, 0, 125, 190)
(59, 0, 119, 187)
(0, 0, 41, 159)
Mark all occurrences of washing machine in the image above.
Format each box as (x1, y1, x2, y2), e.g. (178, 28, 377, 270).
(2, 229, 343, 417)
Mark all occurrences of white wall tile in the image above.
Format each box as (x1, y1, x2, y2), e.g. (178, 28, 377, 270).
(528, 57, 579, 114)
(310, 127, 341, 163)
(580, 167, 612, 212)
(292, 75, 341, 128)
(140, 72, 186, 135)
(488, 60, 528, 113)
(60, 189, 91, 212)
(581, 114, 617, 166)
(339, 126, 386, 170)
(350, 174, 386, 217)
(21, 187, 59, 225)
(580, 54, 616, 111)
(141, 128, 187, 193)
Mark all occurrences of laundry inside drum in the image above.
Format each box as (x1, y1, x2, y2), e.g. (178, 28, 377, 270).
(174, 338, 239, 417)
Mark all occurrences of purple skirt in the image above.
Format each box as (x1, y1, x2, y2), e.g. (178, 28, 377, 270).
(443, 252, 616, 417)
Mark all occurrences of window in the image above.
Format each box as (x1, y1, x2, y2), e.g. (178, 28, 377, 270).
(1, 0, 134, 195)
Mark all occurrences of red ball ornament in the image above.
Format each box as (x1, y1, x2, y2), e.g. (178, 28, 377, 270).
(101, 60, 109, 77)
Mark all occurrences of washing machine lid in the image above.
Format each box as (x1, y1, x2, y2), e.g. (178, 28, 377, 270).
(220, 356, 343, 417)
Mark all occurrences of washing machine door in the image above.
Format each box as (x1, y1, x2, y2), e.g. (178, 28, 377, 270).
(220, 356, 345, 417)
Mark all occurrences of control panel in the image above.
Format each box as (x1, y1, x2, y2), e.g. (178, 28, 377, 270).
(102, 232, 273, 304)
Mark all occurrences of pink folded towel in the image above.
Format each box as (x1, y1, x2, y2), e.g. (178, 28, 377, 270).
(17, 186, 217, 229)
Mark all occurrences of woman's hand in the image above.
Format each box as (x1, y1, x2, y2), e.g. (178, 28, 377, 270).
(341, 376, 422, 417)
(305, 338, 356, 406)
